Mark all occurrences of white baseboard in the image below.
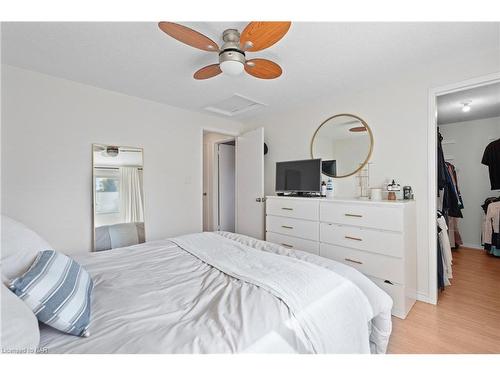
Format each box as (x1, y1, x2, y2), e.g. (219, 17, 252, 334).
(417, 292, 434, 304)
(461, 243, 483, 250)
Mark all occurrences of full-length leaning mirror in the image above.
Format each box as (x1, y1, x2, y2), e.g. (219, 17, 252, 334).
(310, 114, 373, 178)
(92, 144, 145, 251)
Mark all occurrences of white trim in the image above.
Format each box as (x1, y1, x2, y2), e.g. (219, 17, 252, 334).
(461, 243, 483, 250)
(417, 292, 432, 304)
(427, 71, 500, 305)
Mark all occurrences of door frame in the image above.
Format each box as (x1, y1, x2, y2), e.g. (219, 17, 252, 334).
(427, 72, 500, 305)
(201, 128, 238, 232)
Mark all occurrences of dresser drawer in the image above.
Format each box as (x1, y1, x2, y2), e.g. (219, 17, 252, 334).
(266, 232, 319, 255)
(319, 243, 404, 284)
(266, 215, 319, 241)
(320, 202, 403, 232)
(367, 276, 406, 318)
(266, 198, 319, 221)
(320, 222, 404, 258)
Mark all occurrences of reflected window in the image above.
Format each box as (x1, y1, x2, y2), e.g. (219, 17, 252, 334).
(95, 176, 119, 214)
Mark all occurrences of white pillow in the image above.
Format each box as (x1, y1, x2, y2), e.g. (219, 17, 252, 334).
(1, 283, 40, 353)
(1, 215, 53, 283)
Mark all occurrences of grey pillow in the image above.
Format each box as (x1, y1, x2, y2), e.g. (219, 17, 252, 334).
(95, 222, 145, 251)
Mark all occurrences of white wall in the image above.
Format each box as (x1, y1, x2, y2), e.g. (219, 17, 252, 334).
(439, 116, 500, 248)
(241, 50, 500, 301)
(1, 65, 244, 254)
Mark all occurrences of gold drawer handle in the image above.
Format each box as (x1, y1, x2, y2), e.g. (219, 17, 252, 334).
(345, 258, 363, 265)
(345, 213, 363, 218)
(281, 225, 294, 229)
(281, 243, 294, 248)
(281, 207, 294, 211)
(345, 235, 363, 241)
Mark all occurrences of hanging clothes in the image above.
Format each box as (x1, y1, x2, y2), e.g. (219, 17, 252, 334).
(448, 217, 463, 249)
(437, 130, 464, 220)
(482, 196, 500, 213)
(444, 162, 463, 218)
(437, 238, 445, 291)
(481, 138, 500, 190)
(437, 213, 453, 285)
(437, 130, 448, 191)
(482, 200, 500, 257)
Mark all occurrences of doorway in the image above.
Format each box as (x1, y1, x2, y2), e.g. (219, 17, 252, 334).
(428, 72, 500, 304)
(203, 131, 235, 232)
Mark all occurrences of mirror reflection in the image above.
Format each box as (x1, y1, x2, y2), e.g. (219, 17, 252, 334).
(311, 114, 373, 178)
(93, 144, 145, 251)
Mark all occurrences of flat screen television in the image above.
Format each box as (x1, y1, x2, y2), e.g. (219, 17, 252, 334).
(275, 159, 322, 194)
(322, 160, 337, 177)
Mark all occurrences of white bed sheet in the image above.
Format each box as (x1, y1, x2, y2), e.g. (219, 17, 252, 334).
(38, 232, 392, 354)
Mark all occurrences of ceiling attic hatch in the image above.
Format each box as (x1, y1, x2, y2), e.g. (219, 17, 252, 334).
(204, 94, 266, 117)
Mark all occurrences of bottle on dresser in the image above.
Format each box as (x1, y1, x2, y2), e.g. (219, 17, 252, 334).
(326, 178, 334, 199)
(321, 181, 327, 197)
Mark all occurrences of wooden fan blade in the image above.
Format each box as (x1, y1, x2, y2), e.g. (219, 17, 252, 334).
(158, 22, 219, 52)
(245, 59, 282, 79)
(194, 64, 222, 80)
(240, 22, 291, 51)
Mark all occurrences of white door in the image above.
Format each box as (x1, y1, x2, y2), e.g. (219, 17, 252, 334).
(218, 143, 235, 232)
(236, 127, 265, 239)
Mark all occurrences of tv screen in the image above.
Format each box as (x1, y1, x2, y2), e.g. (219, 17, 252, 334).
(322, 160, 337, 177)
(275, 159, 321, 193)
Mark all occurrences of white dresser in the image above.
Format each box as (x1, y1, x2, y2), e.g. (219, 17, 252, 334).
(265, 196, 417, 319)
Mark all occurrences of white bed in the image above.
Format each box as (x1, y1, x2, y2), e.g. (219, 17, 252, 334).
(38, 231, 393, 354)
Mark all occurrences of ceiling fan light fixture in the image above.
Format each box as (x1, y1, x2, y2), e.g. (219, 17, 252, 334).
(158, 22, 290, 80)
(220, 60, 244, 76)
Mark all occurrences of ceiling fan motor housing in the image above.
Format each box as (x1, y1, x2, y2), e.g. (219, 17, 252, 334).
(219, 29, 245, 65)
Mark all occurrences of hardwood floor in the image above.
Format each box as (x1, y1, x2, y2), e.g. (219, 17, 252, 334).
(388, 247, 500, 354)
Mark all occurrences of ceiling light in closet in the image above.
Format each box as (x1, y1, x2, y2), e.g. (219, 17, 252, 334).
(461, 102, 472, 112)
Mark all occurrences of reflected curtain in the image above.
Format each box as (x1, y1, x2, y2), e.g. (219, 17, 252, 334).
(119, 167, 144, 223)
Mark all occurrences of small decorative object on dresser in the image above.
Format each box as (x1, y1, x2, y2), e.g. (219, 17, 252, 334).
(265, 196, 417, 319)
(370, 188, 383, 201)
(387, 179, 401, 201)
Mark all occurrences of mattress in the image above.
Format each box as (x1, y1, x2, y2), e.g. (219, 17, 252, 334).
(38, 232, 392, 354)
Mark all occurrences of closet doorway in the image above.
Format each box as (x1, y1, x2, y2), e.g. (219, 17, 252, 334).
(203, 131, 236, 232)
(429, 73, 500, 305)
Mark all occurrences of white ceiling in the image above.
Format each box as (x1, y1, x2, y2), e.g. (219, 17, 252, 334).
(2, 22, 499, 120)
(437, 82, 500, 125)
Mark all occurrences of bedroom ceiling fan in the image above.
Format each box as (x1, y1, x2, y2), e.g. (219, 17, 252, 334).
(158, 21, 291, 80)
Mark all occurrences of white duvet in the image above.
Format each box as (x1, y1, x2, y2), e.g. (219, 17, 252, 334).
(38, 232, 392, 354)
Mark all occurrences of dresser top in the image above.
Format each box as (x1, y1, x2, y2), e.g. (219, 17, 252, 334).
(266, 195, 415, 206)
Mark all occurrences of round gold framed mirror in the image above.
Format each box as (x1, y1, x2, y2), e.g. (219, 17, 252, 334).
(310, 113, 373, 178)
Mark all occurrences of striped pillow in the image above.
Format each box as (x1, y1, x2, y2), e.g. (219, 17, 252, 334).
(9, 250, 93, 337)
